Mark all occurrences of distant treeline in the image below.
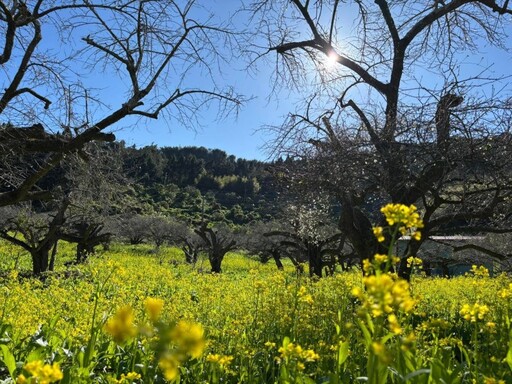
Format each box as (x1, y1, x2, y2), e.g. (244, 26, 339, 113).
(118, 144, 286, 225)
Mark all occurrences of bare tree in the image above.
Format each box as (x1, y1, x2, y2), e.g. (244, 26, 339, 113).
(0, 142, 125, 272)
(0, 0, 244, 207)
(264, 202, 342, 277)
(242, 220, 287, 270)
(113, 214, 149, 245)
(57, 142, 126, 263)
(165, 220, 203, 264)
(0, 200, 69, 275)
(249, 0, 512, 278)
(194, 222, 237, 273)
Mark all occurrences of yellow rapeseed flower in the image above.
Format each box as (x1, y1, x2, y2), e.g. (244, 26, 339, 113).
(484, 377, 506, 384)
(380, 204, 424, 229)
(265, 341, 276, 349)
(206, 354, 234, 368)
(114, 371, 142, 383)
(170, 320, 205, 358)
(104, 305, 137, 343)
(302, 349, 320, 362)
(371, 342, 391, 364)
(470, 265, 490, 278)
(144, 297, 164, 322)
(371, 341, 385, 355)
(374, 254, 388, 264)
(362, 259, 373, 274)
(372, 226, 385, 242)
(17, 361, 63, 384)
(278, 341, 320, 367)
(159, 352, 180, 381)
(353, 273, 415, 318)
(406, 256, 423, 268)
(388, 314, 402, 335)
(460, 302, 490, 322)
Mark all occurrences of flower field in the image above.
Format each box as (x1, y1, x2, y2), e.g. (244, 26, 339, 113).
(1, 240, 512, 383)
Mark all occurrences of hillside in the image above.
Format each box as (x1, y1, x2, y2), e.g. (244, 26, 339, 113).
(120, 144, 283, 225)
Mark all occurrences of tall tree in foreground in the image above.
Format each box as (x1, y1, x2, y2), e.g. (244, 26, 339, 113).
(250, 0, 512, 277)
(0, 0, 243, 207)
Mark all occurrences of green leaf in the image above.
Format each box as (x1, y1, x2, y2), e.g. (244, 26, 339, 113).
(26, 348, 44, 363)
(338, 341, 350, 367)
(404, 368, 431, 381)
(507, 335, 512, 371)
(0, 344, 16, 378)
(358, 320, 372, 346)
(402, 349, 416, 374)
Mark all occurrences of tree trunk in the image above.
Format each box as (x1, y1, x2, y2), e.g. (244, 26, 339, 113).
(76, 243, 89, 263)
(307, 243, 323, 278)
(423, 260, 432, 276)
(339, 194, 377, 264)
(31, 248, 51, 275)
(441, 263, 450, 278)
(271, 249, 284, 271)
(49, 242, 58, 271)
(183, 243, 198, 264)
(209, 251, 223, 273)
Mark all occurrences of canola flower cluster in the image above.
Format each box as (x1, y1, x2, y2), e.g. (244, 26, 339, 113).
(380, 203, 424, 230)
(483, 378, 507, 384)
(16, 361, 63, 384)
(498, 282, 512, 299)
(459, 302, 490, 323)
(277, 340, 320, 372)
(373, 203, 423, 242)
(470, 264, 491, 278)
(354, 204, 420, 338)
(103, 305, 137, 343)
(158, 321, 205, 383)
(103, 299, 205, 382)
(144, 297, 164, 322)
(112, 372, 141, 384)
(206, 354, 234, 369)
(352, 273, 415, 332)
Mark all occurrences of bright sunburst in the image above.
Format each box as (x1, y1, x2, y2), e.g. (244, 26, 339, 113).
(324, 50, 339, 69)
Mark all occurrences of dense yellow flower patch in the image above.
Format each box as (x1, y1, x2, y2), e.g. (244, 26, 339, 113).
(0, 239, 511, 383)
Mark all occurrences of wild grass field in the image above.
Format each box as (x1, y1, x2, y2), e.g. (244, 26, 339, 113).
(1, 240, 512, 383)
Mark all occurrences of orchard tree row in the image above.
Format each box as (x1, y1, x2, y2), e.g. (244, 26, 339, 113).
(1, 1, 512, 278)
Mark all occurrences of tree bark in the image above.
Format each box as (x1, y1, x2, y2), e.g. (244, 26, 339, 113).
(307, 242, 323, 278)
(31, 246, 51, 275)
(271, 249, 284, 270)
(209, 251, 223, 273)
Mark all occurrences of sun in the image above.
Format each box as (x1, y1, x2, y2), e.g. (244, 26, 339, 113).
(324, 50, 339, 69)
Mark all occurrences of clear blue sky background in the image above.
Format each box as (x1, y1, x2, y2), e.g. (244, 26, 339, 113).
(78, 2, 512, 162)
(113, 66, 297, 161)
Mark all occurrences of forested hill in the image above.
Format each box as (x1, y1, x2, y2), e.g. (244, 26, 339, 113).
(120, 144, 283, 225)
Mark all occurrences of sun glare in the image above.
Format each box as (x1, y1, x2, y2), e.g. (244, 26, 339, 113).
(324, 51, 339, 69)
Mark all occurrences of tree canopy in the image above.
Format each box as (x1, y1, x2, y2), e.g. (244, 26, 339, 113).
(0, 0, 244, 206)
(248, 0, 512, 277)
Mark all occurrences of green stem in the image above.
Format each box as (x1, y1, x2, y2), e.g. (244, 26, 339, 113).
(473, 324, 479, 380)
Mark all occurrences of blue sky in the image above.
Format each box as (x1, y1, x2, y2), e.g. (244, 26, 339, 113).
(20, 1, 510, 162)
(110, 2, 511, 161)
(113, 66, 297, 161)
